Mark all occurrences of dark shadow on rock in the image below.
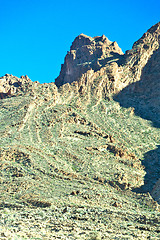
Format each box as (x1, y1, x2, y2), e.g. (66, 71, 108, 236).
(134, 145, 160, 193)
(114, 47, 160, 195)
(114, 88, 160, 128)
(99, 52, 125, 68)
(114, 47, 160, 128)
(13, 81, 22, 87)
(0, 92, 7, 99)
(55, 51, 125, 87)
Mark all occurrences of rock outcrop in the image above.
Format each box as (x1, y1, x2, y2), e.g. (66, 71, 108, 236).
(122, 21, 160, 88)
(0, 74, 31, 99)
(55, 22, 160, 100)
(113, 22, 160, 128)
(0, 74, 60, 104)
(1, 22, 160, 103)
(55, 33, 125, 98)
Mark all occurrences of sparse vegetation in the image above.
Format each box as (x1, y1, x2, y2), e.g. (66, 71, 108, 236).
(0, 21, 160, 239)
(0, 91, 160, 239)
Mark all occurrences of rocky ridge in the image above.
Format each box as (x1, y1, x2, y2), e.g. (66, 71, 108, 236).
(0, 74, 31, 99)
(0, 22, 160, 239)
(54, 22, 160, 100)
(55, 33, 123, 87)
(1, 22, 160, 103)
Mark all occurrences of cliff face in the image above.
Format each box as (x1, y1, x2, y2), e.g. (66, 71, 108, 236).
(55, 22, 160, 100)
(114, 23, 160, 125)
(123, 22, 160, 87)
(55, 22, 160, 204)
(55, 33, 126, 101)
(55, 34, 123, 87)
(1, 22, 160, 103)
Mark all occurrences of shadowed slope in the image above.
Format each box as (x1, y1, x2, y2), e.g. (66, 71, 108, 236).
(114, 46, 160, 128)
(114, 44, 160, 202)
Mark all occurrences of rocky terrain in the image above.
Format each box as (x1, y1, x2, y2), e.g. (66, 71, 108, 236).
(0, 22, 160, 239)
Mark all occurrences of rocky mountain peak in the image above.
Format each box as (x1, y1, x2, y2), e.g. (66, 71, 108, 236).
(55, 22, 160, 92)
(1, 22, 160, 103)
(55, 33, 123, 88)
(70, 33, 94, 50)
(70, 33, 117, 51)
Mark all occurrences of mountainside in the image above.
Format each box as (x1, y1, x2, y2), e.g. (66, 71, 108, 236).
(0, 22, 160, 239)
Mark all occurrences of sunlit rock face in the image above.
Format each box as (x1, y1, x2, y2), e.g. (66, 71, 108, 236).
(0, 74, 31, 99)
(55, 22, 160, 99)
(55, 33, 123, 88)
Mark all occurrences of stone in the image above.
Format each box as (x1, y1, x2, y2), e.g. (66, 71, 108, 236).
(55, 22, 160, 102)
(55, 33, 123, 89)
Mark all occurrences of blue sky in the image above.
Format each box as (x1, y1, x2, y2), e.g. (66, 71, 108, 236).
(0, 0, 159, 83)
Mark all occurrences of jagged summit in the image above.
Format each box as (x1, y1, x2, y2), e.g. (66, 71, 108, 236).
(1, 22, 160, 102)
(54, 21, 160, 102)
(70, 33, 114, 50)
(55, 33, 123, 88)
(70, 33, 94, 50)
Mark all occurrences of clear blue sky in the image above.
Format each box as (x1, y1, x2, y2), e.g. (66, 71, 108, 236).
(0, 0, 159, 83)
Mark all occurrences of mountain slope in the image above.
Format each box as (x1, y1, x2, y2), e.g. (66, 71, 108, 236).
(0, 22, 160, 239)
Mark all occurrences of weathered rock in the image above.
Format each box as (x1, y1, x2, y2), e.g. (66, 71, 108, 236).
(55, 22, 160, 101)
(122, 21, 160, 88)
(0, 74, 60, 104)
(55, 33, 123, 89)
(0, 74, 31, 99)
